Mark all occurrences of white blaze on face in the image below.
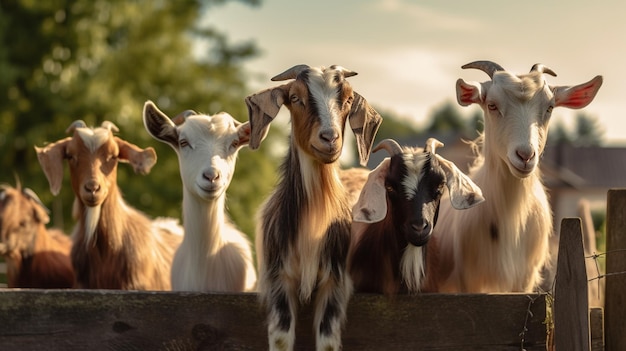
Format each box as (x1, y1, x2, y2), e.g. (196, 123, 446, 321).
(74, 126, 111, 248)
(306, 67, 342, 131)
(401, 150, 429, 200)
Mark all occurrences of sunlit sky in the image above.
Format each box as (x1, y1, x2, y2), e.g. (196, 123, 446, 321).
(205, 0, 625, 144)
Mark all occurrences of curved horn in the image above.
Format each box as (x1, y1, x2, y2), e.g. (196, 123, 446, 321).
(101, 121, 119, 133)
(530, 63, 557, 77)
(22, 188, 50, 214)
(373, 139, 403, 157)
(461, 60, 505, 79)
(271, 64, 311, 81)
(172, 109, 198, 126)
(425, 138, 444, 155)
(65, 120, 88, 134)
(329, 65, 358, 78)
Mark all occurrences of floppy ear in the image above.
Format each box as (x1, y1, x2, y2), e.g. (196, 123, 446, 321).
(116, 137, 157, 175)
(349, 92, 383, 166)
(435, 154, 484, 209)
(35, 138, 72, 196)
(352, 158, 391, 223)
(245, 84, 289, 150)
(143, 100, 179, 148)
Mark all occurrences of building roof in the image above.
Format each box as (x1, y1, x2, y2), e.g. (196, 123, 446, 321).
(542, 145, 626, 189)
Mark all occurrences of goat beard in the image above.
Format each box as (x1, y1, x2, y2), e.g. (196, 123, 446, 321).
(83, 205, 101, 248)
(401, 245, 425, 293)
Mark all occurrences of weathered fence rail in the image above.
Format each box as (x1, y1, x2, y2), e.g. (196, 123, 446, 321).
(2, 189, 626, 350)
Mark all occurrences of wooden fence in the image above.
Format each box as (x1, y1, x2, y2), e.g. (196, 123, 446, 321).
(1, 189, 626, 350)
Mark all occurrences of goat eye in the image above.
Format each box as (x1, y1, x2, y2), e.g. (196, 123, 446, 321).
(385, 185, 395, 193)
(290, 95, 300, 104)
(546, 106, 554, 114)
(487, 103, 497, 111)
(230, 139, 239, 149)
(179, 139, 190, 148)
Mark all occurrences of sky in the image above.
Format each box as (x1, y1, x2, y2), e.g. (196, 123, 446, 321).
(203, 0, 625, 145)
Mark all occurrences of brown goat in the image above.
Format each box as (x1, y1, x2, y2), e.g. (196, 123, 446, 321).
(35, 121, 182, 290)
(0, 183, 74, 288)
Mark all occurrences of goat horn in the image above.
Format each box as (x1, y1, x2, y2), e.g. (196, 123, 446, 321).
(65, 120, 88, 134)
(271, 64, 311, 81)
(373, 139, 403, 157)
(101, 121, 119, 133)
(22, 188, 51, 214)
(172, 109, 198, 126)
(424, 138, 444, 155)
(462, 61, 505, 79)
(530, 63, 557, 77)
(329, 65, 358, 78)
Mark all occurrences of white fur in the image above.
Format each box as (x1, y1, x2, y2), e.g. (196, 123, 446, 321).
(145, 106, 257, 293)
(434, 65, 602, 293)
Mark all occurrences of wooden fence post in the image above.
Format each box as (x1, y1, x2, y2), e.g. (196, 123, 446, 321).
(605, 189, 626, 350)
(554, 218, 590, 351)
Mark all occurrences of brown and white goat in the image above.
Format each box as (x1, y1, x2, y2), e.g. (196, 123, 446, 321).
(246, 64, 382, 351)
(143, 101, 257, 292)
(348, 138, 483, 295)
(0, 183, 74, 288)
(432, 61, 603, 293)
(35, 121, 182, 290)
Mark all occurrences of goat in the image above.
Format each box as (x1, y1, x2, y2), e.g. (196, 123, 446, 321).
(142, 101, 257, 292)
(0, 183, 74, 288)
(245, 64, 382, 351)
(35, 121, 183, 290)
(432, 61, 603, 293)
(348, 138, 483, 295)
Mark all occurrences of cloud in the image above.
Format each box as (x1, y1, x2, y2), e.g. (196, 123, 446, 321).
(369, 0, 484, 31)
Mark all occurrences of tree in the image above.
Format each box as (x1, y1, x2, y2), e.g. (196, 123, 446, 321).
(0, 0, 276, 238)
(425, 101, 467, 135)
(547, 113, 605, 147)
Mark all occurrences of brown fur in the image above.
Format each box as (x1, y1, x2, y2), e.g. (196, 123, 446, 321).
(0, 184, 74, 288)
(36, 121, 182, 290)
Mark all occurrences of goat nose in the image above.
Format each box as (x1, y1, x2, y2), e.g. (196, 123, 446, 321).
(516, 149, 536, 164)
(412, 221, 429, 234)
(319, 129, 339, 144)
(203, 169, 220, 183)
(84, 180, 100, 194)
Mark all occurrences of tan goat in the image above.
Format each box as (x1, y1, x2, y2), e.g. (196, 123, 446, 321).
(35, 121, 182, 290)
(0, 183, 74, 288)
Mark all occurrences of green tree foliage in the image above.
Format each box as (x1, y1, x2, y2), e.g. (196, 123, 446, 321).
(548, 113, 605, 147)
(0, 0, 277, 238)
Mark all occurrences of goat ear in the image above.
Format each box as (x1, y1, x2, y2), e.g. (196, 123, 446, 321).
(235, 121, 256, 148)
(456, 79, 483, 106)
(35, 138, 71, 196)
(245, 84, 288, 150)
(349, 92, 383, 166)
(143, 101, 179, 148)
(116, 137, 157, 175)
(352, 158, 390, 223)
(553, 75, 603, 109)
(435, 154, 485, 209)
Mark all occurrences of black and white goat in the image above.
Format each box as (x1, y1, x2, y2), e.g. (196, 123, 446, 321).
(245, 64, 382, 351)
(348, 138, 483, 294)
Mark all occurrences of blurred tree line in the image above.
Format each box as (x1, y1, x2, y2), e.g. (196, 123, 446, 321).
(0, 0, 278, 238)
(0, 0, 606, 241)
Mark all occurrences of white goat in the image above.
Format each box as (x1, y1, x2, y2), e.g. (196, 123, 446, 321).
(246, 64, 382, 351)
(142, 101, 257, 292)
(432, 61, 603, 293)
(36, 121, 183, 290)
